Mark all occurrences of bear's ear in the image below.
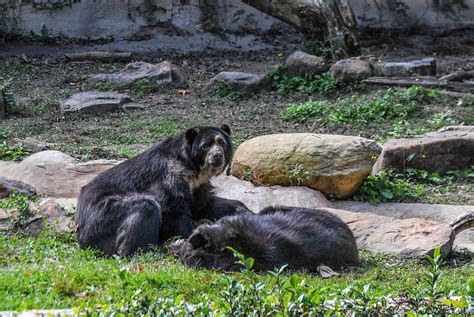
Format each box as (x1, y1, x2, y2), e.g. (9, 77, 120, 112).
(188, 231, 207, 249)
(221, 124, 231, 136)
(185, 127, 199, 144)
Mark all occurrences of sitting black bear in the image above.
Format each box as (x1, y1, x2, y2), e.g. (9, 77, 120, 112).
(75, 124, 250, 256)
(171, 206, 359, 272)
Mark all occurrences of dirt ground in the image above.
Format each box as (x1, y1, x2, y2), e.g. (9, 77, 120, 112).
(0, 30, 473, 205)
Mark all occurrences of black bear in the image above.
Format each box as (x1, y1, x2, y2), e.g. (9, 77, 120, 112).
(171, 206, 359, 272)
(75, 124, 250, 256)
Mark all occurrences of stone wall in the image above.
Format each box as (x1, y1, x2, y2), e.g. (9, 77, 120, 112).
(1, 0, 473, 41)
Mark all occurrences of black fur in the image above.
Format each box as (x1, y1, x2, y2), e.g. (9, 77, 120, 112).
(171, 206, 359, 272)
(75, 125, 250, 256)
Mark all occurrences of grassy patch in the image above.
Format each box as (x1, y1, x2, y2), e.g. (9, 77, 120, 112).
(0, 129, 27, 161)
(354, 167, 474, 205)
(209, 81, 248, 101)
(0, 232, 472, 314)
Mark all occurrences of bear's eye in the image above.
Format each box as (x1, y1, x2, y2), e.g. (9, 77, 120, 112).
(201, 142, 211, 150)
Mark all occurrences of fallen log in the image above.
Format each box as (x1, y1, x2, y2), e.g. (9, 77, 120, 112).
(362, 76, 474, 92)
(64, 52, 132, 63)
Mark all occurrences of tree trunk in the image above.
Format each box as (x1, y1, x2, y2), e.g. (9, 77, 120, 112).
(242, 0, 360, 57)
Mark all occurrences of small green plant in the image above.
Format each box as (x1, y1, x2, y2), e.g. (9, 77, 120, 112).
(0, 190, 36, 228)
(0, 77, 17, 114)
(286, 163, 310, 185)
(268, 67, 340, 96)
(354, 170, 425, 205)
(426, 110, 459, 130)
(281, 99, 328, 122)
(210, 81, 247, 101)
(131, 80, 164, 97)
(93, 81, 114, 92)
(0, 130, 27, 161)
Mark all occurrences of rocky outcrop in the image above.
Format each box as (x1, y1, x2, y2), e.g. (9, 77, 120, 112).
(61, 91, 140, 113)
(373, 126, 474, 175)
(374, 58, 436, 77)
(330, 59, 373, 82)
(281, 51, 329, 77)
(89, 61, 187, 88)
(207, 72, 270, 95)
(231, 133, 382, 198)
(0, 151, 120, 197)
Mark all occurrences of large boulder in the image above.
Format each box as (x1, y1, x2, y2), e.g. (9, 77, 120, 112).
(207, 72, 270, 95)
(0, 151, 120, 197)
(0, 177, 36, 199)
(373, 126, 474, 175)
(330, 59, 373, 82)
(281, 51, 330, 77)
(61, 91, 140, 113)
(89, 61, 187, 88)
(231, 133, 382, 198)
(374, 58, 436, 77)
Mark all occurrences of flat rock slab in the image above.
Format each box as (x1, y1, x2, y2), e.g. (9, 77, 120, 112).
(334, 201, 473, 252)
(282, 51, 329, 77)
(10, 137, 49, 153)
(212, 175, 333, 211)
(61, 91, 140, 113)
(214, 177, 454, 257)
(208, 71, 270, 95)
(231, 133, 382, 198)
(374, 58, 436, 77)
(89, 61, 187, 88)
(373, 126, 474, 175)
(0, 151, 120, 197)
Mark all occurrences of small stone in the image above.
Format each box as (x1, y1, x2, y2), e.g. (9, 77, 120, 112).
(281, 51, 329, 77)
(61, 91, 139, 113)
(0, 177, 36, 199)
(374, 58, 436, 77)
(89, 61, 187, 88)
(330, 59, 373, 82)
(10, 137, 49, 153)
(207, 71, 270, 95)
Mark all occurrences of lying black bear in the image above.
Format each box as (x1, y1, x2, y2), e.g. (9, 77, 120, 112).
(75, 124, 250, 256)
(171, 206, 359, 272)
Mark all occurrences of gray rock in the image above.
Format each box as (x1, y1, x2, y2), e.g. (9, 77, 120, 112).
(27, 198, 74, 235)
(208, 72, 270, 95)
(282, 51, 330, 77)
(374, 58, 436, 77)
(212, 175, 333, 211)
(61, 91, 139, 113)
(373, 126, 474, 175)
(89, 61, 187, 88)
(0, 150, 120, 198)
(330, 59, 373, 82)
(10, 137, 49, 153)
(333, 201, 473, 252)
(0, 177, 36, 199)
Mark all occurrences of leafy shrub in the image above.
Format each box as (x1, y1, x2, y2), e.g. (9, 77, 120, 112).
(354, 170, 425, 205)
(0, 130, 27, 161)
(268, 67, 340, 96)
(0, 77, 17, 115)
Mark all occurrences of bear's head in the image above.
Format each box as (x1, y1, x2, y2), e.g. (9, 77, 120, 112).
(185, 124, 233, 183)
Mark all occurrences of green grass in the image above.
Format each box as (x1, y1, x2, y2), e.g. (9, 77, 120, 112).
(269, 68, 342, 96)
(0, 129, 27, 161)
(0, 232, 472, 314)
